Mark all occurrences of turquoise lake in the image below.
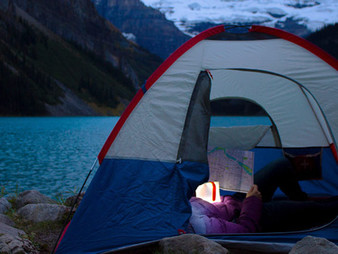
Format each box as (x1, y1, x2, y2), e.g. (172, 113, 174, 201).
(0, 117, 118, 198)
(0, 116, 270, 198)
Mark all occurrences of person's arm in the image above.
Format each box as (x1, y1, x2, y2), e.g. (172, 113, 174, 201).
(235, 185, 262, 233)
(190, 186, 262, 234)
(235, 196, 262, 233)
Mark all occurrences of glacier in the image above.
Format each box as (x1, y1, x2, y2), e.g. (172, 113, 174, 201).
(140, 0, 338, 36)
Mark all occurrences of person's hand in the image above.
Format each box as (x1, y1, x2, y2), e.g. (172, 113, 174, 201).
(246, 184, 262, 200)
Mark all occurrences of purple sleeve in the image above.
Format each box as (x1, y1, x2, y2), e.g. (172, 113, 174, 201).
(235, 196, 262, 233)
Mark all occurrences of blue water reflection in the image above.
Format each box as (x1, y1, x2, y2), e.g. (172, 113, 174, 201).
(0, 117, 117, 198)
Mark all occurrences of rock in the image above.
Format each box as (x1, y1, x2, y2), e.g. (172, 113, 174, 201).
(0, 197, 11, 214)
(0, 222, 25, 238)
(0, 214, 15, 227)
(0, 233, 38, 254)
(17, 203, 68, 223)
(159, 234, 229, 254)
(289, 236, 338, 254)
(15, 190, 56, 209)
(0, 223, 38, 253)
(64, 192, 85, 207)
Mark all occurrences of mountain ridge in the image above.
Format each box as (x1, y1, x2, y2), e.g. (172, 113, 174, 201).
(12, 0, 162, 87)
(92, 0, 190, 59)
(0, 0, 162, 116)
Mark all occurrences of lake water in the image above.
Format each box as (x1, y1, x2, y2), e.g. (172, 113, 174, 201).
(0, 116, 270, 198)
(0, 117, 117, 198)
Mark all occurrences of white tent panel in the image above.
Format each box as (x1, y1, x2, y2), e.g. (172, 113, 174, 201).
(106, 44, 205, 162)
(201, 39, 335, 82)
(202, 39, 290, 72)
(302, 88, 333, 145)
(209, 69, 329, 147)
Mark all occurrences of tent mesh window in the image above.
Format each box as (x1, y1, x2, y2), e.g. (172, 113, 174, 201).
(177, 71, 211, 164)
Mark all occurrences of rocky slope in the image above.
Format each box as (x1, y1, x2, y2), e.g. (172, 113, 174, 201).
(0, 0, 162, 116)
(93, 0, 190, 59)
(12, 0, 162, 86)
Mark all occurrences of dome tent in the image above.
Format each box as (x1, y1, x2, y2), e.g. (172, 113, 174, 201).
(56, 25, 338, 253)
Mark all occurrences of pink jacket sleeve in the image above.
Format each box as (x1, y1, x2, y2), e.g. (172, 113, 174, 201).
(235, 196, 262, 233)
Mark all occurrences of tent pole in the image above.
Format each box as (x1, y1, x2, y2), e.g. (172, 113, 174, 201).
(51, 158, 98, 253)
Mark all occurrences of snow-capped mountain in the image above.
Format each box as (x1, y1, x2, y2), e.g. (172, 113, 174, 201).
(140, 0, 338, 36)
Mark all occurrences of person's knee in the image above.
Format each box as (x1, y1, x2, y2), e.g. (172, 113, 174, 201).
(279, 157, 293, 170)
(267, 157, 293, 175)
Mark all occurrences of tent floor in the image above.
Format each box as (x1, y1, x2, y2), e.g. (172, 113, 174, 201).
(103, 239, 292, 254)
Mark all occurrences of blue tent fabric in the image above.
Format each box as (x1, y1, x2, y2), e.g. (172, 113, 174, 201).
(56, 159, 209, 253)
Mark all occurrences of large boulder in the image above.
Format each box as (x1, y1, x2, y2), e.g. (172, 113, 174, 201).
(290, 236, 338, 254)
(17, 203, 68, 223)
(0, 222, 25, 238)
(159, 234, 229, 254)
(0, 197, 11, 214)
(0, 233, 38, 254)
(15, 190, 56, 209)
(0, 214, 15, 227)
(0, 222, 37, 253)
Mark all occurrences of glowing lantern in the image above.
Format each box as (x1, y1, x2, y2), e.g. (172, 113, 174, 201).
(195, 181, 221, 203)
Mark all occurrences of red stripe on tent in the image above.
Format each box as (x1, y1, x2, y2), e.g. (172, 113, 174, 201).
(98, 89, 144, 164)
(97, 25, 225, 163)
(249, 25, 338, 71)
(145, 25, 225, 90)
(206, 69, 214, 79)
(54, 221, 70, 253)
(211, 181, 216, 201)
(330, 143, 338, 163)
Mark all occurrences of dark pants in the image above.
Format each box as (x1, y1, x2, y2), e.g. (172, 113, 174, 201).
(260, 198, 338, 232)
(254, 157, 308, 202)
(254, 158, 338, 232)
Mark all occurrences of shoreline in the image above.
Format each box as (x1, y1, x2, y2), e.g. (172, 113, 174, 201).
(1, 189, 338, 254)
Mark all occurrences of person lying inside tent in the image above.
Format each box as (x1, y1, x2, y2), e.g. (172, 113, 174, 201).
(189, 157, 338, 234)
